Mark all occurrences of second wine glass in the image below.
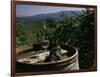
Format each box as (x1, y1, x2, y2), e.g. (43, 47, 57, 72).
(41, 36, 49, 52)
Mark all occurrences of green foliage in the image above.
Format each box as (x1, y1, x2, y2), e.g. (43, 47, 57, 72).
(49, 13, 74, 44)
(76, 9, 95, 69)
(47, 9, 95, 69)
(16, 22, 44, 47)
(16, 23, 28, 47)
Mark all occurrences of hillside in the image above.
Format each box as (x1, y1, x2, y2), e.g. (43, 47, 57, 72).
(16, 11, 83, 22)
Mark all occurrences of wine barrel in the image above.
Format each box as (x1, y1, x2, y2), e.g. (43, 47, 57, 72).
(16, 44, 79, 73)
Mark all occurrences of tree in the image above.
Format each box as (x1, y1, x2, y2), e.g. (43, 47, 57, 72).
(48, 9, 95, 69)
(77, 9, 95, 69)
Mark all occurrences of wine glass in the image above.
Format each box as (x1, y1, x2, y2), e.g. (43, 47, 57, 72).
(41, 36, 49, 52)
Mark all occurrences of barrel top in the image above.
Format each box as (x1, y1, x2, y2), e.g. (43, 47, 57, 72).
(16, 44, 78, 66)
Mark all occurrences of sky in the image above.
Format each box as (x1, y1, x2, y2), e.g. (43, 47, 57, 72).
(16, 4, 86, 17)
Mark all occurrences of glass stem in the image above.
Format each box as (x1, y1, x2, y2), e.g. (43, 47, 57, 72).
(45, 48, 47, 52)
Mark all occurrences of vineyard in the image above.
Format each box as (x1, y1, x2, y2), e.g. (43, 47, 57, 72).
(16, 9, 95, 69)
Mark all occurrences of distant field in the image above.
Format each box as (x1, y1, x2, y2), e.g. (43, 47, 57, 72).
(16, 20, 56, 47)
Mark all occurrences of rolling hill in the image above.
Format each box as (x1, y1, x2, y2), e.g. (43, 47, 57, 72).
(16, 11, 83, 23)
